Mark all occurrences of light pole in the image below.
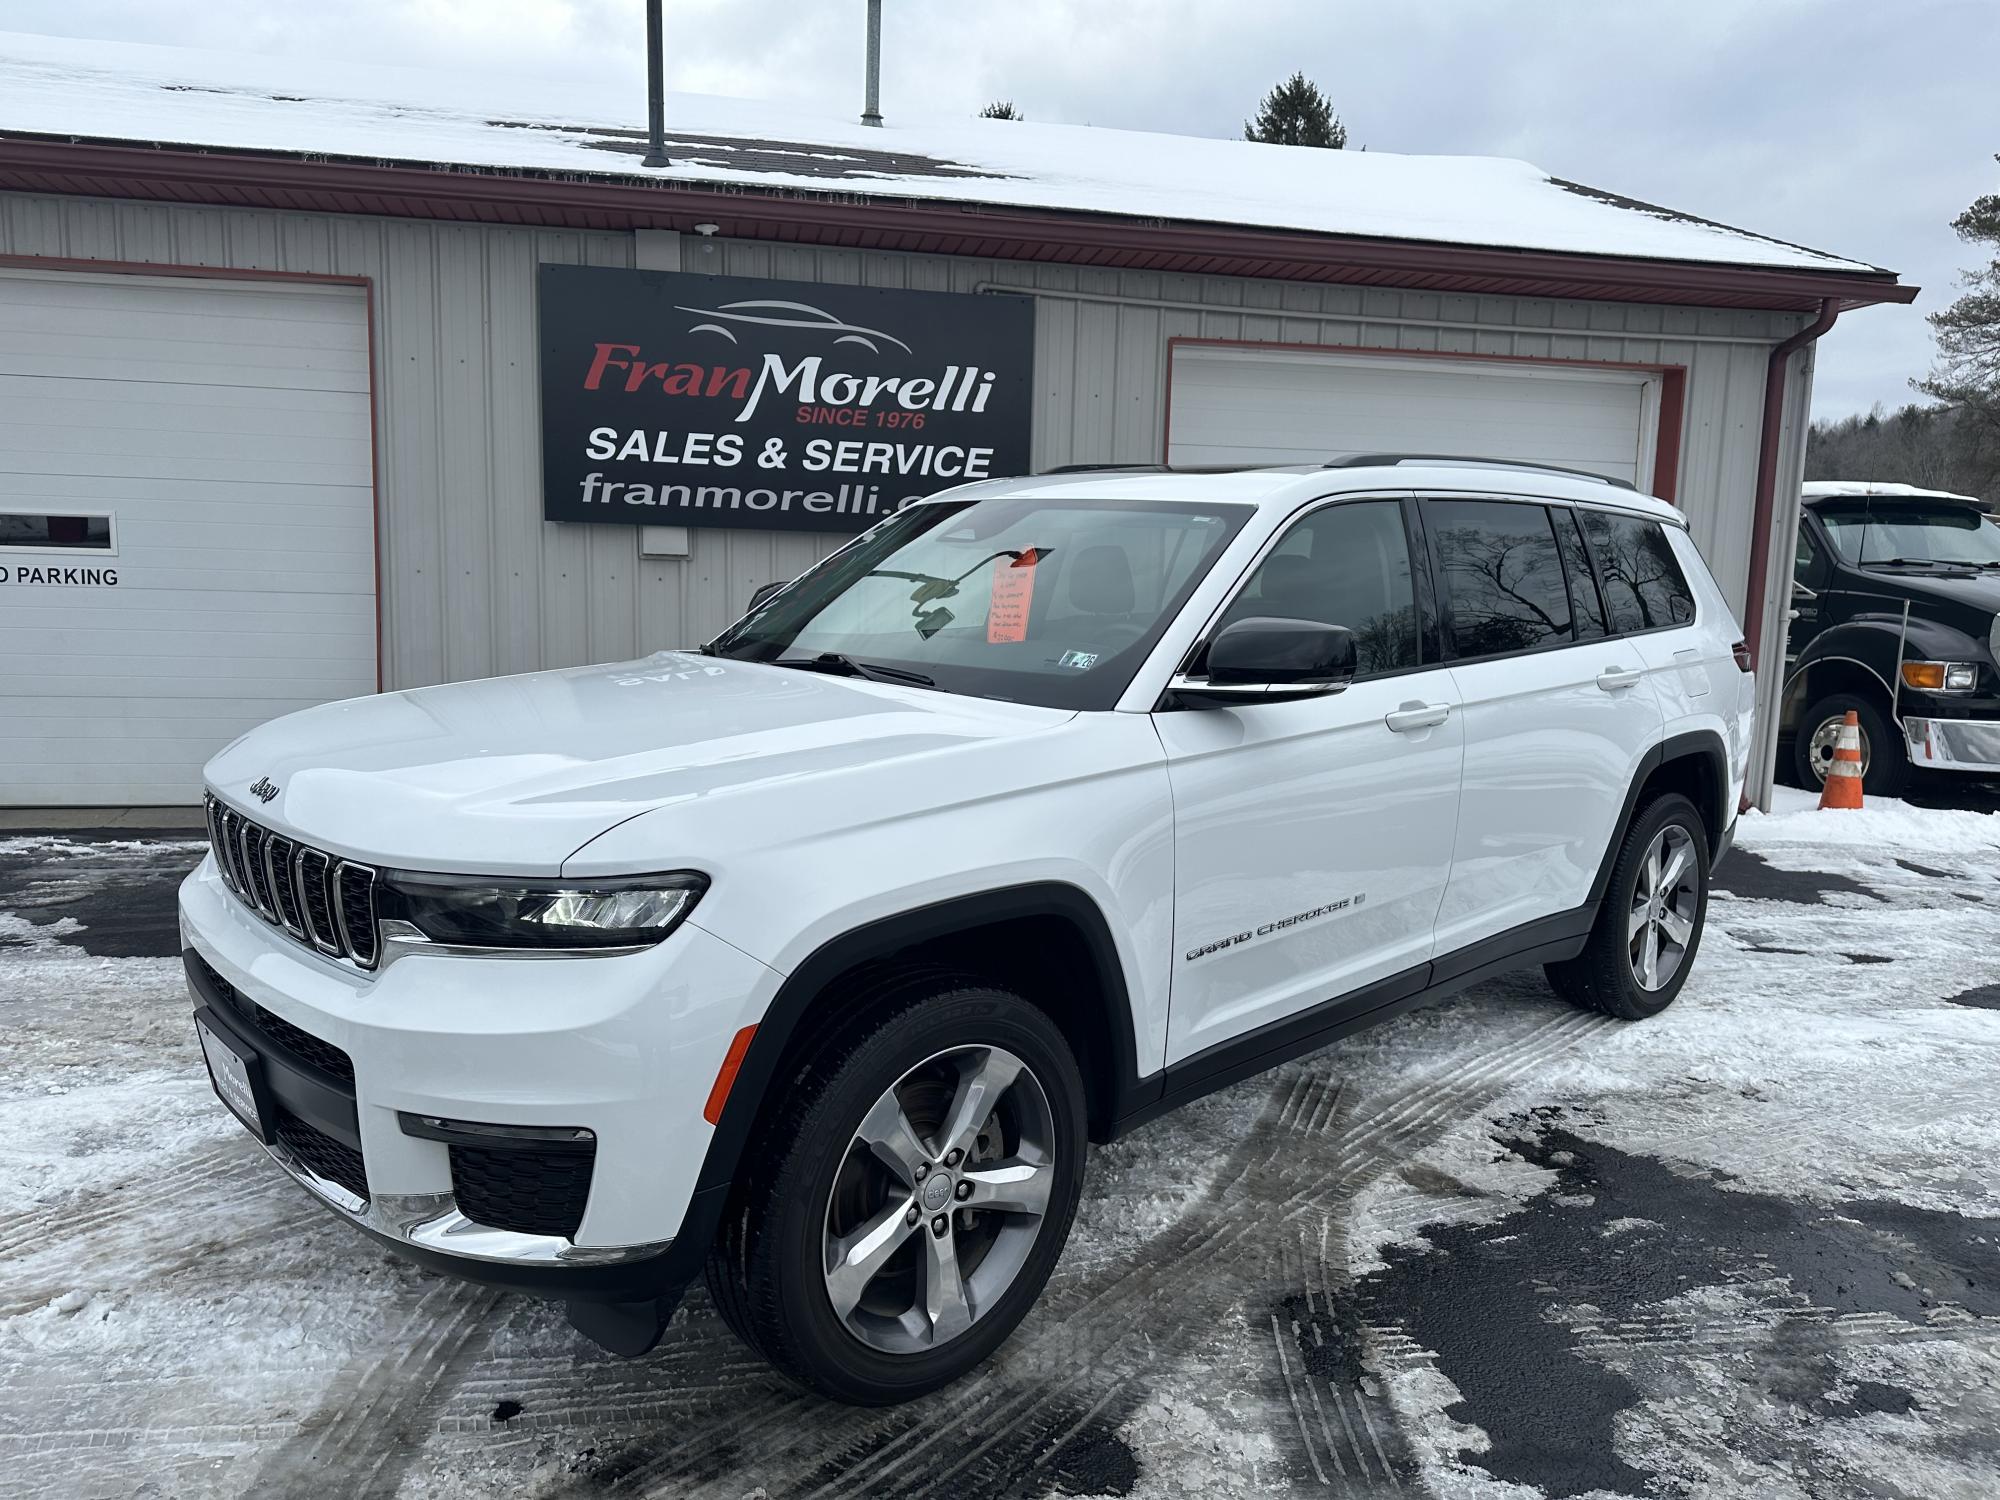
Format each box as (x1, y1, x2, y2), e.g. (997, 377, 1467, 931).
(861, 0, 883, 127)
(642, 0, 670, 167)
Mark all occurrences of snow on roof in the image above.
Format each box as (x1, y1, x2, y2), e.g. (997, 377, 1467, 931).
(0, 30, 1888, 277)
(1802, 481, 1986, 505)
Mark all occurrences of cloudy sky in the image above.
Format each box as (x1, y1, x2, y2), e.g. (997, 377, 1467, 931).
(7, 0, 1994, 418)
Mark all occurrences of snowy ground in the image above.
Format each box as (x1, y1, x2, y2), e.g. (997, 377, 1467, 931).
(3, 792, 1998, 1499)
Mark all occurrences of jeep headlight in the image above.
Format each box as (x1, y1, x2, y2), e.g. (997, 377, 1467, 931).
(378, 870, 707, 949)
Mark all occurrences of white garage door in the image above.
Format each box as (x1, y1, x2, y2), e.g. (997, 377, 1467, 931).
(0, 270, 376, 806)
(1167, 344, 1659, 489)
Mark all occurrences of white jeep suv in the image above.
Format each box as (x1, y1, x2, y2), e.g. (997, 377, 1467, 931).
(182, 457, 1753, 1403)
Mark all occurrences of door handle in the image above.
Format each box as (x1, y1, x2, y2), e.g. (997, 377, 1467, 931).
(1385, 701, 1451, 733)
(1596, 666, 1645, 692)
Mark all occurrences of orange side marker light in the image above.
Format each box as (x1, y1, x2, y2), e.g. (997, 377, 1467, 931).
(703, 1025, 758, 1126)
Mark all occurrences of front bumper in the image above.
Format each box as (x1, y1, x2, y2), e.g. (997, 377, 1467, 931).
(178, 854, 774, 1301)
(1903, 715, 2000, 775)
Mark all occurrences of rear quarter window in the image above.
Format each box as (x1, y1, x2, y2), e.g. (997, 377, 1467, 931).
(1579, 509, 1697, 632)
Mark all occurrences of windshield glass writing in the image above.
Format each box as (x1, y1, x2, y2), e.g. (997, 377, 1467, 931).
(708, 496, 1251, 710)
(1819, 505, 2000, 568)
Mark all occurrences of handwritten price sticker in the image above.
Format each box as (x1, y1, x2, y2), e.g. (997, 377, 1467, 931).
(987, 548, 1041, 643)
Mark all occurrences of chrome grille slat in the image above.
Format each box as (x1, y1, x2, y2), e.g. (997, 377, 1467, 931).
(205, 793, 377, 970)
(334, 862, 379, 970)
(265, 835, 305, 937)
(220, 809, 248, 893)
(296, 847, 343, 957)
(243, 825, 277, 918)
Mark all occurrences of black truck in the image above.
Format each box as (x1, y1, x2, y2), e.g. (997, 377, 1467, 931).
(1785, 482, 2000, 796)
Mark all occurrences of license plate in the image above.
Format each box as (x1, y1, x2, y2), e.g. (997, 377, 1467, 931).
(196, 1016, 271, 1143)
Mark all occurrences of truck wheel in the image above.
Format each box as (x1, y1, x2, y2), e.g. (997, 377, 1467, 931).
(1546, 792, 1710, 1021)
(704, 975, 1086, 1405)
(1794, 692, 1909, 798)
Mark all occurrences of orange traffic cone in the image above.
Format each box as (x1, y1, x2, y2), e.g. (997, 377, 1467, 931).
(1819, 710, 1866, 810)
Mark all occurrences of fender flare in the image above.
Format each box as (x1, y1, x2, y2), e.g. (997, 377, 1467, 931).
(1586, 729, 1731, 906)
(693, 881, 1143, 1203)
(1783, 622, 1906, 708)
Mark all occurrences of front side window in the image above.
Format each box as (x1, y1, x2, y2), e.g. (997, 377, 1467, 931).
(1428, 499, 1573, 660)
(706, 496, 1252, 710)
(1816, 502, 2000, 570)
(1580, 509, 1698, 632)
(1211, 500, 1420, 676)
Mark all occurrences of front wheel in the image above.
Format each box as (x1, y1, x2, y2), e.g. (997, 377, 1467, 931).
(1546, 792, 1711, 1020)
(704, 976, 1087, 1404)
(1794, 692, 1909, 798)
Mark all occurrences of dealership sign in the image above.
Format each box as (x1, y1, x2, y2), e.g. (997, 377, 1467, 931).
(538, 266, 1035, 533)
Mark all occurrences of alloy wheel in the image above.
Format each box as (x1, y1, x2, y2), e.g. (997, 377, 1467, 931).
(1807, 714, 1871, 784)
(1628, 823, 1700, 992)
(821, 1045, 1056, 1355)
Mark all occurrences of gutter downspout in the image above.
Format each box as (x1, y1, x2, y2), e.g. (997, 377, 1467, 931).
(1743, 296, 1839, 675)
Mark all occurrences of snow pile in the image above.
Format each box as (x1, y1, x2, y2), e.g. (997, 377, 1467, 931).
(0, 28, 1883, 274)
(1745, 785, 2000, 855)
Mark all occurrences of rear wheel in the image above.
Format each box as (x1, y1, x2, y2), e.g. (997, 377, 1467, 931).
(1546, 792, 1710, 1020)
(704, 976, 1086, 1404)
(1794, 691, 1908, 798)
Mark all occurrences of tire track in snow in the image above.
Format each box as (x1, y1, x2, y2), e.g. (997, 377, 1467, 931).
(247, 1279, 503, 1498)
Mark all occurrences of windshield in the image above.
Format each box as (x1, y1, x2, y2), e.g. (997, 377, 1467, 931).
(1818, 503, 2000, 569)
(707, 496, 1253, 709)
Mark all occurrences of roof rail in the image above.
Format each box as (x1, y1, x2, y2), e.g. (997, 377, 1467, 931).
(1322, 454, 1639, 492)
(1037, 462, 1171, 475)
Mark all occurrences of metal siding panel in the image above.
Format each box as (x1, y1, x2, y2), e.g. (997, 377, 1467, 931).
(1748, 344, 1817, 805)
(486, 231, 549, 676)
(379, 220, 445, 688)
(435, 226, 496, 683)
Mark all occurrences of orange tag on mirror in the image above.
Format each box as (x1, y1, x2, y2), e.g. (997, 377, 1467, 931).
(987, 548, 1040, 643)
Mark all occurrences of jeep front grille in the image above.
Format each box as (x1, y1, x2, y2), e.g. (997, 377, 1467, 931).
(205, 793, 378, 970)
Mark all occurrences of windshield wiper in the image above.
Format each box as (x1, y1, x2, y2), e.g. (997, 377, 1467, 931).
(773, 652, 935, 687)
(1862, 556, 1947, 569)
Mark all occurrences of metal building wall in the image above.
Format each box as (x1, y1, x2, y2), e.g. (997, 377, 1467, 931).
(0, 193, 1813, 800)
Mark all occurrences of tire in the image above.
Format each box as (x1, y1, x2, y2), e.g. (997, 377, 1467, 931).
(1793, 691, 1909, 798)
(703, 972, 1087, 1405)
(1546, 792, 1710, 1021)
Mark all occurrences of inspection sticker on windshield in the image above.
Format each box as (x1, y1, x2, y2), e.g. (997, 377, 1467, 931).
(1057, 650, 1099, 670)
(987, 547, 1041, 643)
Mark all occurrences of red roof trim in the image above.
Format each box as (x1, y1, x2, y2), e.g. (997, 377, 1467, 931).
(0, 136, 1917, 313)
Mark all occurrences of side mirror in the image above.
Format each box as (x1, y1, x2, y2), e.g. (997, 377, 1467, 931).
(1173, 617, 1358, 706)
(747, 579, 790, 611)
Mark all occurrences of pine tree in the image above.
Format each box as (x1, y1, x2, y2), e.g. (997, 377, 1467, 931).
(979, 100, 1022, 121)
(1920, 155, 2000, 450)
(1244, 72, 1346, 149)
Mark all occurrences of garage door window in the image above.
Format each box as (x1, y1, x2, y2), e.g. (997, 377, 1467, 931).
(0, 513, 113, 552)
(1428, 499, 1573, 659)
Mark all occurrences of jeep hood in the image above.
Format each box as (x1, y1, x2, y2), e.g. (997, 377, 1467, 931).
(204, 652, 1073, 874)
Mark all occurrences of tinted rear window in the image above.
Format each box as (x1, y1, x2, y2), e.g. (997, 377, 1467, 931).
(1579, 510, 1696, 632)
(1553, 507, 1609, 640)
(1427, 499, 1573, 659)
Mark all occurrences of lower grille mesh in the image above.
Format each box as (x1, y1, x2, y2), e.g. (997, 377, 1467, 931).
(275, 1110, 369, 1204)
(450, 1142, 595, 1239)
(196, 956, 355, 1086)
